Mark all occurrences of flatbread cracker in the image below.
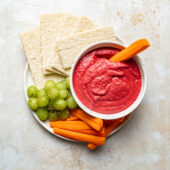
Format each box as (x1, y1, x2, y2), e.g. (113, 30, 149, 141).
(19, 27, 64, 89)
(57, 14, 79, 38)
(56, 26, 116, 69)
(40, 13, 69, 74)
(45, 14, 79, 75)
(50, 16, 98, 75)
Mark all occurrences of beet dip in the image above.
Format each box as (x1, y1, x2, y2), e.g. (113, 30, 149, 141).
(73, 47, 142, 114)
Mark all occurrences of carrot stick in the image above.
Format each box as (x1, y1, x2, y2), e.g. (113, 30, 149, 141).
(109, 39, 150, 62)
(99, 126, 105, 136)
(105, 114, 131, 135)
(66, 116, 79, 121)
(70, 109, 103, 131)
(53, 128, 105, 145)
(103, 116, 126, 126)
(88, 118, 127, 150)
(105, 120, 121, 136)
(50, 121, 105, 136)
(76, 127, 105, 136)
(88, 121, 120, 150)
(88, 143, 97, 150)
(50, 121, 92, 130)
(88, 114, 132, 150)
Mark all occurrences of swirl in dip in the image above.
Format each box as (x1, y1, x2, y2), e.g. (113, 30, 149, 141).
(73, 47, 142, 114)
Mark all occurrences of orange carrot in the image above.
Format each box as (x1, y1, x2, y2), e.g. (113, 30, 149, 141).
(70, 109, 103, 131)
(53, 128, 105, 145)
(99, 126, 105, 136)
(50, 121, 105, 136)
(66, 116, 79, 121)
(76, 127, 105, 136)
(105, 120, 121, 136)
(88, 118, 126, 150)
(106, 114, 131, 134)
(50, 121, 92, 130)
(109, 39, 150, 62)
(88, 143, 97, 150)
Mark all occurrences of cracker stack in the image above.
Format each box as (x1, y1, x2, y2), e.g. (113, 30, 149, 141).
(19, 13, 115, 89)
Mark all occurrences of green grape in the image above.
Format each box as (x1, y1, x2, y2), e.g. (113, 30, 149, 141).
(56, 81, 66, 90)
(27, 85, 37, 97)
(47, 88, 58, 99)
(28, 97, 38, 110)
(37, 89, 47, 98)
(36, 108, 48, 121)
(47, 99, 56, 111)
(58, 89, 68, 99)
(48, 111, 59, 121)
(66, 95, 77, 109)
(65, 77, 70, 89)
(54, 99, 67, 111)
(37, 96, 49, 107)
(58, 109, 70, 120)
(44, 80, 55, 91)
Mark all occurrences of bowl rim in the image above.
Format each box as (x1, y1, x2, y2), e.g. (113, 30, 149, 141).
(70, 41, 147, 120)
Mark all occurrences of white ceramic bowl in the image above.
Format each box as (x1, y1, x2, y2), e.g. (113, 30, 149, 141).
(70, 41, 147, 120)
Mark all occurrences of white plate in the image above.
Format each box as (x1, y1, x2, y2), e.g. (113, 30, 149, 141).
(24, 35, 132, 142)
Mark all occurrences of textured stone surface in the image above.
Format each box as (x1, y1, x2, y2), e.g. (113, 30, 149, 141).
(0, 0, 169, 169)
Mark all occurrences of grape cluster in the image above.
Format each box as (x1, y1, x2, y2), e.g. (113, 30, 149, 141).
(27, 77, 77, 121)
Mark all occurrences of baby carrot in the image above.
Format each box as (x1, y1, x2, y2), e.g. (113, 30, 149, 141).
(88, 118, 125, 150)
(88, 143, 97, 150)
(50, 121, 105, 136)
(70, 109, 103, 131)
(109, 39, 150, 62)
(53, 128, 105, 145)
(50, 121, 92, 129)
(66, 116, 79, 121)
(75, 127, 105, 136)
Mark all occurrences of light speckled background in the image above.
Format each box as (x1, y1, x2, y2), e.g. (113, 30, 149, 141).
(0, 0, 170, 170)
